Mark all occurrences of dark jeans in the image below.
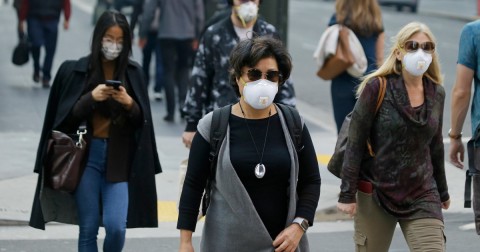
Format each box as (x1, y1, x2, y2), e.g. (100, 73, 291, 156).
(27, 17, 59, 81)
(159, 38, 194, 117)
(331, 74, 358, 133)
(142, 31, 164, 93)
(75, 139, 129, 252)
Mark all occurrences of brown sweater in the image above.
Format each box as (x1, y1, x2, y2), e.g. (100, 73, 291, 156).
(72, 92, 142, 182)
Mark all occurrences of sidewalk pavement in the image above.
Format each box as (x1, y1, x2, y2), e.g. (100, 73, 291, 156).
(0, 0, 476, 236)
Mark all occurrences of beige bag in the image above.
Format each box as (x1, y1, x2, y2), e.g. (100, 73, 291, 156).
(317, 27, 355, 80)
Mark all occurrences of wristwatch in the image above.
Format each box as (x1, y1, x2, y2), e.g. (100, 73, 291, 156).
(293, 217, 309, 232)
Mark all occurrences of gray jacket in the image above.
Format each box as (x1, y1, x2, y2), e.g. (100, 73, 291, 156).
(196, 105, 309, 252)
(140, 0, 204, 39)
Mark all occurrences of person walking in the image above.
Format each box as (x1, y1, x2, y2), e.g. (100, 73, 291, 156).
(327, 0, 384, 133)
(29, 11, 162, 251)
(336, 22, 450, 251)
(181, 0, 296, 149)
(18, 0, 71, 88)
(177, 36, 320, 252)
(140, 0, 205, 122)
(449, 20, 480, 235)
(131, 0, 164, 101)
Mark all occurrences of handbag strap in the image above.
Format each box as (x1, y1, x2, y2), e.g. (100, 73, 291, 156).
(366, 76, 387, 156)
(76, 121, 87, 148)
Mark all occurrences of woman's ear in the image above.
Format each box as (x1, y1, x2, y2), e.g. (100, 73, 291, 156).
(395, 48, 403, 61)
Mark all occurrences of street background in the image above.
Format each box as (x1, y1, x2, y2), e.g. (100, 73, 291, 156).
(0, 0, 479, 251)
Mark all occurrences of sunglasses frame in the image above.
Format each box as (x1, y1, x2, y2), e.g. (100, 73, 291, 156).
(244, 68, 282, 83)
(401, 40, 435, 54)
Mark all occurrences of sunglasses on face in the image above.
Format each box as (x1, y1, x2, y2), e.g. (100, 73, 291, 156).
(244, 68, 282, 83)
(402, 41, 435, 54)
(238, 0, 255, 3)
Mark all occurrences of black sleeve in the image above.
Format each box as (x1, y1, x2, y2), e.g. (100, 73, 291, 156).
(176, 132, 212, 231)
(295, 125, 321, 226)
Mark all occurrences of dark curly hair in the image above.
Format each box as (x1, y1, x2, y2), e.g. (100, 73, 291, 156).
(229, 36, 292, 97)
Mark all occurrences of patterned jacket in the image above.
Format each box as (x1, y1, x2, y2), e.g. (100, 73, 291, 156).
(339, 75, 449, 221)
(182, 17, 296, 131)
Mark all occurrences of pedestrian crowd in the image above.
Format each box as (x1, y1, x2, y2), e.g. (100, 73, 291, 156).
(6, 0, 480, 251)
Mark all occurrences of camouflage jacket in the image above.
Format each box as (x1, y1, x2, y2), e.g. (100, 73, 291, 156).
(182, 17, 296, 131)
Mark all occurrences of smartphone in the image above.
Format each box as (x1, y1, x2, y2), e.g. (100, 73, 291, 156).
(105, 80, 121, 90)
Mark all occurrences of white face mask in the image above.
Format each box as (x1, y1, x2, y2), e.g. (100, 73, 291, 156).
(236, 1, 258, 26)
(242, 78, 278, 110)
(402, 49, 432, 76)
(101, 41, 123, 61)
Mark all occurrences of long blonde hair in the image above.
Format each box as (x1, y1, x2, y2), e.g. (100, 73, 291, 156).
(335, 0, 383, 36)
(356, 22, 443, 96)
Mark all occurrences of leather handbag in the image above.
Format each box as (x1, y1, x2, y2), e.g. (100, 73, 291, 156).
(11, 34, 30, 66)
(317, 26, 355, 80)
(44, 123, 87, 192)
(327, 77, 386, 178)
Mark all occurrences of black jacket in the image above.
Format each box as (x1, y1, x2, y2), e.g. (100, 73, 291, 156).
(29, 56, 161, 229)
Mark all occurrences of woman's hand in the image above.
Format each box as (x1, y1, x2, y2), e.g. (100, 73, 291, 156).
(111, 86, 134, 110)
(272, 224, 304, 252)
(337, 202, 356, 218)
(92, 84, 116, 102)
(179, 230, 194, 252)
(92, 84, 134, 110)
(442, 199, 451, 210)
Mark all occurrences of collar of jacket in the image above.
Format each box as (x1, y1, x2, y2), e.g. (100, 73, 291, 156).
(72, 56, 139, 73)
(225, 16, 264, 40)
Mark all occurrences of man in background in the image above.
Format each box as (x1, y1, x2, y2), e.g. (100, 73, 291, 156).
(181, 0, 296, 148)
(19, 0, 70, 88)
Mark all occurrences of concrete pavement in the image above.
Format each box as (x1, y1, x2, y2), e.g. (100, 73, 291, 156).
(0, 0, 477, 244)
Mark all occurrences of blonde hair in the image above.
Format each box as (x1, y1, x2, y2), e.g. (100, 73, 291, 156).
(356, 22, 443, 96)
(335, 0, 383, 36)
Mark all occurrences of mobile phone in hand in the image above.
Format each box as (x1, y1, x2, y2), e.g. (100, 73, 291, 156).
(106, 80, 121, 90)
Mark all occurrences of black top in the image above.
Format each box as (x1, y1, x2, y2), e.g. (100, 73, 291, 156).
(177, 113, 320, 239)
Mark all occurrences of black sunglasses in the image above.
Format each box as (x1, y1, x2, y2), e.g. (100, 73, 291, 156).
(244, 68, 282, 83)
(402, 41, 435, 54)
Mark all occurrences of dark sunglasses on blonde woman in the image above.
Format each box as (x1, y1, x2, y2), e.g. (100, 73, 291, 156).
(244, 68, 282, 83)
(402, 41, 436, 54)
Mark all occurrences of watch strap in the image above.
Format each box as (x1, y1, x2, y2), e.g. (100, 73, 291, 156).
(293, 217, 308, 232)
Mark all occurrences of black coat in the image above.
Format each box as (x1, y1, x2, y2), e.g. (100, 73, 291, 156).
(29, 56, 162, 230)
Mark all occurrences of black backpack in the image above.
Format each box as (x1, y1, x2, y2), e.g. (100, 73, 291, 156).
(200, 103, 304, 216)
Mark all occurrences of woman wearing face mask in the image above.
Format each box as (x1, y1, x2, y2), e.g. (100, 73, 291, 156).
(29, 11, 161, 251)
(336, 22, 450, 252)
(177, 36, 320, 252)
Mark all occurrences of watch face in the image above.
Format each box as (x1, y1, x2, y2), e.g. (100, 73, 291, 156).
(301, 220, 309, 230)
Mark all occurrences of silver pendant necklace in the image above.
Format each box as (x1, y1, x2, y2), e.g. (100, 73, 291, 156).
(239, 102, 271, 179)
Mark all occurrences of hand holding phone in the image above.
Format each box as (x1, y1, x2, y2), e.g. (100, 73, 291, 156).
(106, 80, 121, 90)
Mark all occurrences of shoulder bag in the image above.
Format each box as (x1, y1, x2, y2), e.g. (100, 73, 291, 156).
(327, 77, 386, 178)
(44, 122, 87, 192)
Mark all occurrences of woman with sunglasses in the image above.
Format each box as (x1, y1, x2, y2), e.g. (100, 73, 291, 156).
(336, 22, 450, 251)
(177, 36, 321, 252)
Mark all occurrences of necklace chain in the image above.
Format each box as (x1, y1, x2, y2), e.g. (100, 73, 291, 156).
(238, 102, 271, 166)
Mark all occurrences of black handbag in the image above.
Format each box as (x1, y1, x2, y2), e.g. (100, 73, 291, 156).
(11, 34, 30, 66)
(44, 123, 87, 192)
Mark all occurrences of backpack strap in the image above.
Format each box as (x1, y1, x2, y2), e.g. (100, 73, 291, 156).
(209, 105, 231, 163)
(277, 103, 304, 152)
(201, 104, 231, 216)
